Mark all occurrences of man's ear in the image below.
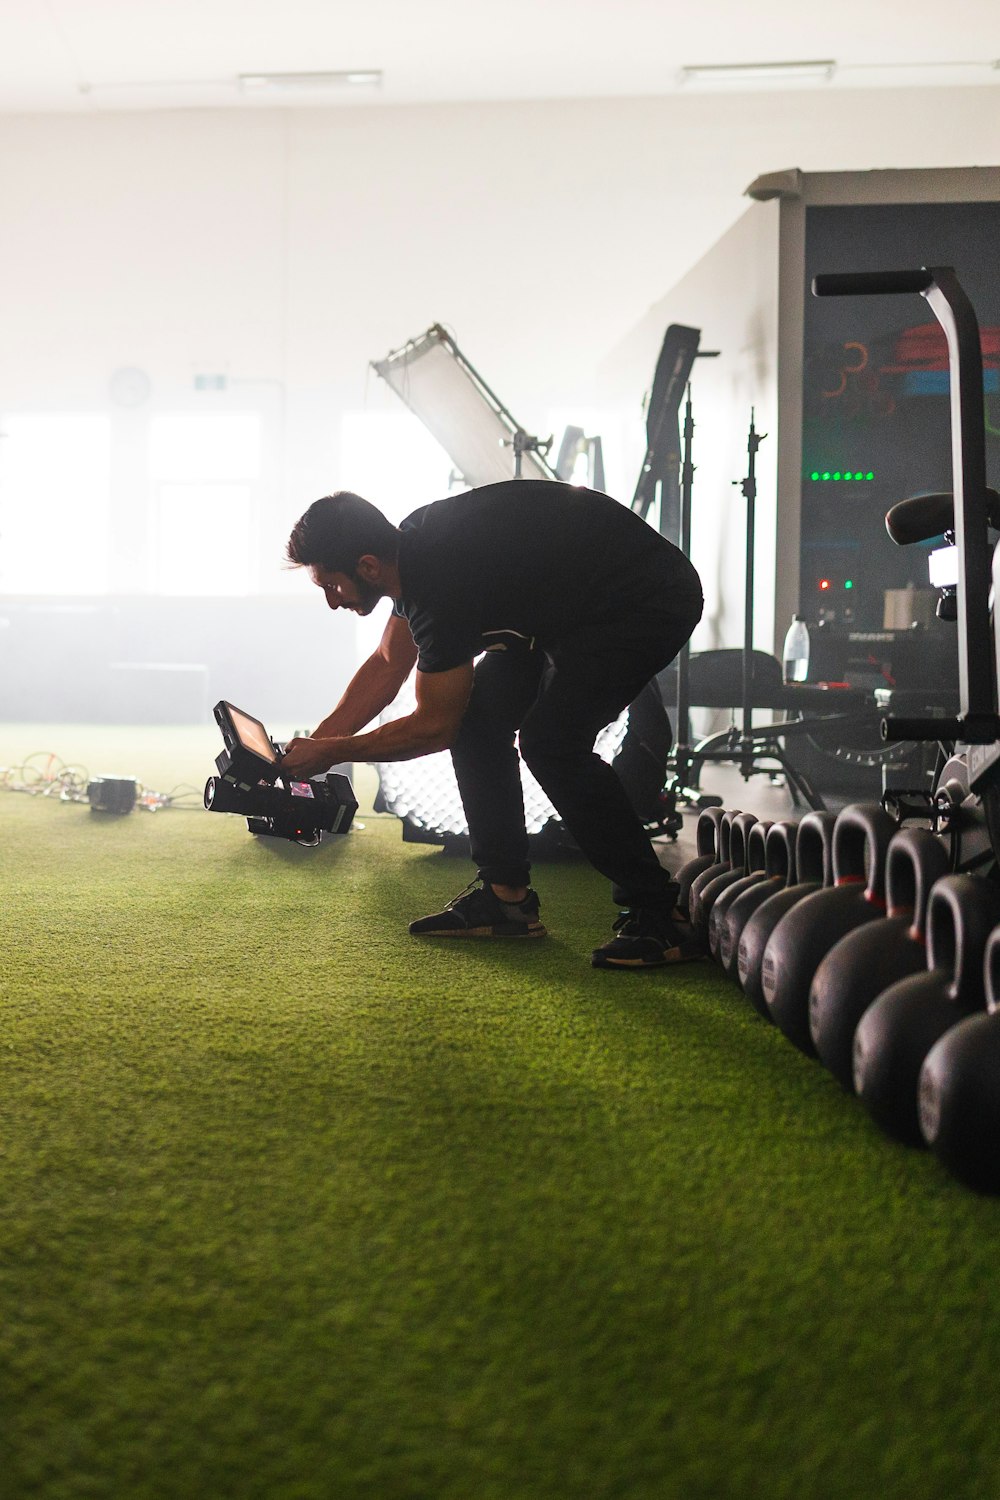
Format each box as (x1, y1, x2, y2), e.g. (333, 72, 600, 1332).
(355, 554, 382, 582)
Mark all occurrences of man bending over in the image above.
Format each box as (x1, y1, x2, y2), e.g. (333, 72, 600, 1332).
(281, 481, 703, 970)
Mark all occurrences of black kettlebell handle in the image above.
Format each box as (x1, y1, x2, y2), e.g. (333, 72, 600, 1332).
(926, 874, 1000, 1005)
(727, 812, 759, 877)
(746, 820, 773, 876)
(695, 805, 726, 859)
(831, 803, 897, 902)
(718, 810, 741, 866)
(794, 810, 837, 886)
(884, 827, 950, 930)
(984, 924, 1000, 1014)
(763, 820, 798, 885)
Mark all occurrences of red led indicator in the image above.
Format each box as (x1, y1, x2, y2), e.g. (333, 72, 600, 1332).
(819, 579, 831, 591)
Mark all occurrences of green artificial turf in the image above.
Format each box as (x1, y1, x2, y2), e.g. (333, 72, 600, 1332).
(3, 726, 1000, 1499)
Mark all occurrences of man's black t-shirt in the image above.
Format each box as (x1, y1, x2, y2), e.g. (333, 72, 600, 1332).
(394, 481, 702, 673)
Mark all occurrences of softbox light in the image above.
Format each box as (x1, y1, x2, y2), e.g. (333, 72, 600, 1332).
(375, 686, 629, 845)
(371, 324, 558, 486)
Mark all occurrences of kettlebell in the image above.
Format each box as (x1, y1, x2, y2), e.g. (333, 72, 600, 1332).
(688, 809, 743, 939)
(708, 819, 773, 962)
(918, 923, 1000, 1193)
(675, 806, 727, 922)
(692, 812, 759, 948)
(853, 873, 1000, 1146)
(739, 811, 837, 1022)
(717, 819, 797, 981)
(809, 826, 949, 1090)
(762, 803, 896, 1056)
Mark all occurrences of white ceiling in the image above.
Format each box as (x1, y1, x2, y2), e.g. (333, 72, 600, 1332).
(2, 0, 999, 113)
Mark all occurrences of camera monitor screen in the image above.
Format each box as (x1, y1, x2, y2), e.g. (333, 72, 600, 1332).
(227, 705, 277, 764)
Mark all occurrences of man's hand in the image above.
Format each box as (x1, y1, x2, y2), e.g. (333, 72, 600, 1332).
(280, 736, 348, 779)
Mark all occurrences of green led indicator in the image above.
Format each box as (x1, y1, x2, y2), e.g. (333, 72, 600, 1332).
(845, 579, 853, 589)
(806, 466, 875, 481)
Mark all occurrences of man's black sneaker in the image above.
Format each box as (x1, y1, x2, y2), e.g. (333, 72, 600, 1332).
(409, 880, 547, 938)
(591, 907, 706, 969)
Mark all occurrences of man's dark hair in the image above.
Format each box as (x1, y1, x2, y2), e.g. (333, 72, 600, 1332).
(285, 491, 399, 574)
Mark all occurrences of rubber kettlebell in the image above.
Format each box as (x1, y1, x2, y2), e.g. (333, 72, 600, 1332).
(675, 806, 727, 922)
(708, 819, 773, 962)
(739, 811, 837, 1022)
(688, 809, 743, 939)
(918, 923, 1000, 1193)
(693, 812, 759, 949)
(853, 873, 1000, 1146)
(718, 819, 797, 982)
(809, 826, 949, 1090)
(762, 803, 896, 1056)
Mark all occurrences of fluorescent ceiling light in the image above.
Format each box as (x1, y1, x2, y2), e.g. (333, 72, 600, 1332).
(681, 59, 835, 85)
(238, 70, 382, 92)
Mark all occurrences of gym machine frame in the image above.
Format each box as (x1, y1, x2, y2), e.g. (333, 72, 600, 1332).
(812, 269, 1000, 758)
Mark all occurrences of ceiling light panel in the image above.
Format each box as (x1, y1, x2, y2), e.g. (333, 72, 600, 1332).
(237, 70, 382, 93)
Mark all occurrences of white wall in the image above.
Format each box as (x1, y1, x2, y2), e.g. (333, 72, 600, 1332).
(2, 82, 1000, 628)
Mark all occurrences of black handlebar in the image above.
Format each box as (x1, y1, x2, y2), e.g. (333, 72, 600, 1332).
(812, 270, 935, 298)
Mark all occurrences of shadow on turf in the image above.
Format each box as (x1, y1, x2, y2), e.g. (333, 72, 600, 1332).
(240, 831, 356, 866)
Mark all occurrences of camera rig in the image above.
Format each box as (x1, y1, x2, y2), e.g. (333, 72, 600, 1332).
(204, 700, 358, 847)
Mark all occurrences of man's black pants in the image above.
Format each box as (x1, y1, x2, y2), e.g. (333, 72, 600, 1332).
(450, 599, 702, 912)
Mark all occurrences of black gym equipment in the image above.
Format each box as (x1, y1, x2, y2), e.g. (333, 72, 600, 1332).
(632, 338, 724, 810)
(809, 827, 950, 1091)
(813, 268, 1000, 798)
(918, 926, 1000, 1193)
(708, 818, 773, 962)
(688, 809, 745, 939)
(675, 806, 727, 920)
(691, 811, 759, 946)
(738, 811, 837, 1021)
(717, 820, 798, 982)
(761, 804, 897, 1056)
(853, 874, 1000, 1146)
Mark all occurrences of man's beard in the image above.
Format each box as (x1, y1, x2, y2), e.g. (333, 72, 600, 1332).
(351, 572, 382, 615)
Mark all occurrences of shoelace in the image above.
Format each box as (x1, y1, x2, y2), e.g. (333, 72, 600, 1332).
(446, 879, 485, 911)
(612, 909, 674, 940)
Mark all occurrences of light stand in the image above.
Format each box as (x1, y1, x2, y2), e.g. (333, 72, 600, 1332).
(684, 408, 883, 810)
(667, 378, 721, 806)
(371, 323, 559, 486)
(504, 428, 554, 479)
(662, 359, 721, 809)
(736, 410, 764, 779)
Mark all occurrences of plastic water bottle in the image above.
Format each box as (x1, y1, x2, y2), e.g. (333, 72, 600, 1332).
(782, 615, 810, 683)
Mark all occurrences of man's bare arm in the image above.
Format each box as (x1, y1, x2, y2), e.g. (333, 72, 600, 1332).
(312, 612, 418, 738)
(282, 660, 474, 777)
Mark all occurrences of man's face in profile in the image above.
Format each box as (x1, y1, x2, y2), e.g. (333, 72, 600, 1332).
(311, 565, 382, 616)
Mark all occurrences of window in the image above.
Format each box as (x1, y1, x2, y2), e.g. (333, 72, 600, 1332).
(0, 413, 112, 594)
(151, 412, 261, 594)
(154, 483, 253, 596)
